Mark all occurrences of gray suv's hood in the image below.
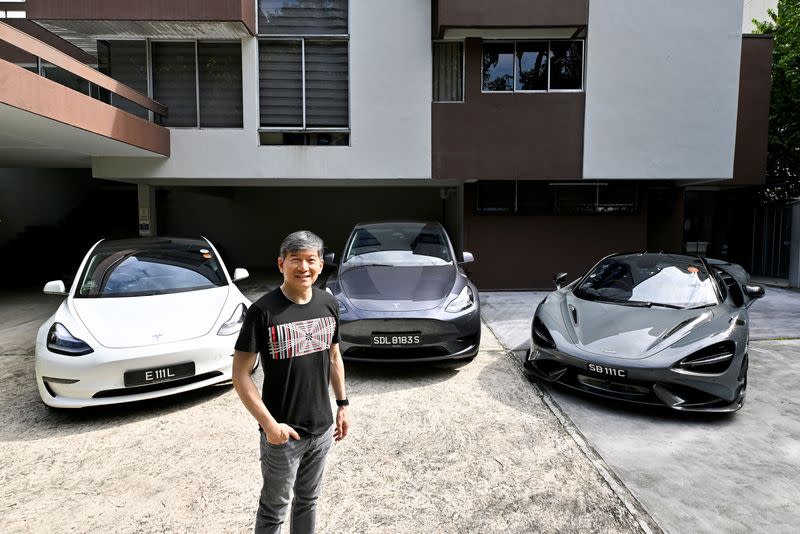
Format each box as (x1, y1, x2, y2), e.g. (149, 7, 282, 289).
(559, 293, 715, 359)
(339, 264, 456, 312)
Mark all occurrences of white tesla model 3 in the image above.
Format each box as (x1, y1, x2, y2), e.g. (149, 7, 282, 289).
(35, 236, 253, 408)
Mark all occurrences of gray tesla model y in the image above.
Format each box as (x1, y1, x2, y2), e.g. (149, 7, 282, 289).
(524, 253, 765, 413)
(323, 221, 481, 363)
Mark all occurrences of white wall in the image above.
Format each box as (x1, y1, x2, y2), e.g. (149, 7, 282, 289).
(743, 0, 777, 33)
(92, 0, 432, 181)
(582, 0, 744, 180)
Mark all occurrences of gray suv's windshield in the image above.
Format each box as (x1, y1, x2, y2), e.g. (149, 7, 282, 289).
(344, 223, 452, 266)
(575, 255, 719, 309)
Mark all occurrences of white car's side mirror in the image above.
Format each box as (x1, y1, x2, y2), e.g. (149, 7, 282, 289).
(43, 280, 67, 295)
(232, 268, 250, 282)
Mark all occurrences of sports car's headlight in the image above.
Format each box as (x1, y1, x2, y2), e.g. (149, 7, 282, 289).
(47, 323, 93, 356)
(674, 341, 735, 374)
(531, 317, 556, 349)
(218, 303, 247, 336)
(446, 286, 474, 313)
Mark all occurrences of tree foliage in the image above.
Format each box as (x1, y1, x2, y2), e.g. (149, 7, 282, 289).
(754, 0, 800, 204)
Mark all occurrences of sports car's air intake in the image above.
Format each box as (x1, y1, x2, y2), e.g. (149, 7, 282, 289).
(674, 341, 736, 374)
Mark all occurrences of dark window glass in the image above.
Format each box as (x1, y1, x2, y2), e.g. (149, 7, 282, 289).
(476, 181, 515, 213)
(550, 40, 583, 90)
(152, 42, 198, 127)
(598, 183, 638, 214)
(517, 181, 555, 215)
(258, 0, 348, 35)
(482, 43, 514, 92)
(305, 40, 348, 127)
(555, 184, 596, 215)
(41, 62, 90, 95)
(433, 41, 463, 102)
(259, 131, 349, 145)
(259, 40, 303, 127)
(198, 42, 243, 128)
(97, 40, 148, 119)
(516, 42, 548, 91)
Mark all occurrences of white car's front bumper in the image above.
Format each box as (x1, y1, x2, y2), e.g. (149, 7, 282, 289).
(35, 334, 238, 408)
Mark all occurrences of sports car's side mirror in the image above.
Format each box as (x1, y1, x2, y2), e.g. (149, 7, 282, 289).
(554, 272, 568, 289)
(232, 268, 250, 282)
(323, 252, 337, 266)
(744, 284, 765, 301)
(43, 280, 67, 295)
(460, 251, 475, 264)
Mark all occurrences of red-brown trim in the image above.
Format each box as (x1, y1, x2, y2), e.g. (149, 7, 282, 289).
(732, 35, 773, 186)
(0, 59, 170, 156)
(27, 0, 256, 35)
(0, 21, 167, 116)
(436, 0, 589, 38)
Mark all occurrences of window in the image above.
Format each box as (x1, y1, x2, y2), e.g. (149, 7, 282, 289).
(475, 182, 638, 215)
(98, 40, 243, 127)
(258, 0, 349, 145)
(433, 42, 463, 102)
(482, 40, 583, 93)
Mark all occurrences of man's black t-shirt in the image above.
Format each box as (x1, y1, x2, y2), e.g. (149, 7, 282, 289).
(235, 287, 339, 436)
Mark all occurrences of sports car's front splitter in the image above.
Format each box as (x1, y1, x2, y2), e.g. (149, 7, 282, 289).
(523, 354, 745, 413)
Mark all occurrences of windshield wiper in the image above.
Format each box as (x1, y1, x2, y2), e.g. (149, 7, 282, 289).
(641, 301, 685, 310)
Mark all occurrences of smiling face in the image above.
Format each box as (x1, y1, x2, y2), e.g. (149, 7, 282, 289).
(278, 249, 323, 292)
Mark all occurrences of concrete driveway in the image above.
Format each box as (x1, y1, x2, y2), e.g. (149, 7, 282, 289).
(0, 286, 650, 533)
(480, 287, 800, 534)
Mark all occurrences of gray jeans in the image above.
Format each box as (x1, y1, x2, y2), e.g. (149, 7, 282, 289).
(255, 426, 334, 534)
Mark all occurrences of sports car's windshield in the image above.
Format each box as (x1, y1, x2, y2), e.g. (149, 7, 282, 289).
(574, 255, 719, 309)
(76, 239, 227, 298)
(343, 223, 453, 266)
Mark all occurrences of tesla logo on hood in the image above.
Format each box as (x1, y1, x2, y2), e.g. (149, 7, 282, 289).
(392, 303, 400, 309)
(153, 334, 163, 341)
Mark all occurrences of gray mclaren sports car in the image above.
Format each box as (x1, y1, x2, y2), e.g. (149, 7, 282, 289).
(323, 221, 481, 363)
(524, 253, 765, 412)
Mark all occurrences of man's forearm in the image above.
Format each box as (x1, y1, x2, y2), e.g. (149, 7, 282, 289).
(232, 350, 277, 432)
(330, 343, 347, 400)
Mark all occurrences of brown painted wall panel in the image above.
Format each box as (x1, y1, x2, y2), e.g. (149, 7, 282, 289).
(0, 60, 170, 155)
(463, 184, 647, 290)
(433, 38, 584, 180)
(437, 0, 588, 35)
(27, 0, 255, 34)
(732, 35, 773, 186)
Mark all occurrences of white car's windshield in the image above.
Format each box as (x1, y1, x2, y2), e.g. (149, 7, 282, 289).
(76, 239, 227, 298)
(574, 255, 719, 309)
(343, 223, 453, 266)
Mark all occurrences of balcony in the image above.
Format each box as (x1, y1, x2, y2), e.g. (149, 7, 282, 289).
(26, 0, 254, 55)
(435, 0, 588, 39)
(0, 21, 169, 166)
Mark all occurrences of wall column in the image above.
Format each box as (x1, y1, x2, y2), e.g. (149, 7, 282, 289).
(137, 183, 156, 237)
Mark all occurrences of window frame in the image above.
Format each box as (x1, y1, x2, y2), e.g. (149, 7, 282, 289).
(256, 1, 351, 140)
(98, 38, 244, 130)
(475, 181, 638, 216)
(432, 39, 465, 104)
(481, 39, 584, 95)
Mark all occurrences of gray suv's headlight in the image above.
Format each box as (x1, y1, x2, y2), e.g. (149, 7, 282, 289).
(446, 286, 474, 313)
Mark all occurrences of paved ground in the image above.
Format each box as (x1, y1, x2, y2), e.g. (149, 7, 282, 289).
(0, 287, 649, 533)
(480, 288, 800, 534)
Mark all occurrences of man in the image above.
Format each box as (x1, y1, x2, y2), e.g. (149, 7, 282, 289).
(232, 230, 349, 534)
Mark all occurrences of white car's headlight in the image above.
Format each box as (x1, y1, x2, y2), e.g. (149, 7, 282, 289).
(446, 286, 474, 313)
(218, 303, 247, 336)
(47, 323, 93, 356)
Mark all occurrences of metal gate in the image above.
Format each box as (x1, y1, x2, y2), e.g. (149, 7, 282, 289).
(752, 204, 792, 278)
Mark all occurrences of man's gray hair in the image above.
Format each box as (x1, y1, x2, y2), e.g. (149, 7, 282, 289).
(279, 230, 324, 258)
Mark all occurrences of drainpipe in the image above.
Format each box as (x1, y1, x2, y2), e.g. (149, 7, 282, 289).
(137, 183, 157, 237)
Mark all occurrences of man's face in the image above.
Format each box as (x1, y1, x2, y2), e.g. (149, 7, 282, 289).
(278, 249, 323, 291)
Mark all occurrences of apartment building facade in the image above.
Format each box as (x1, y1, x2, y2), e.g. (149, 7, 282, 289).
(0, 1, 773, 288)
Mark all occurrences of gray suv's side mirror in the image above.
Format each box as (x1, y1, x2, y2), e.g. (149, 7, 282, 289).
(461, 251, 475, 264)
(323, 252, 336, 266)
(554, 272, 569, 289)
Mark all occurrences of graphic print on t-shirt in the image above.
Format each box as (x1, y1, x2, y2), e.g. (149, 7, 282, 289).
(268, 316, 337, 360)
